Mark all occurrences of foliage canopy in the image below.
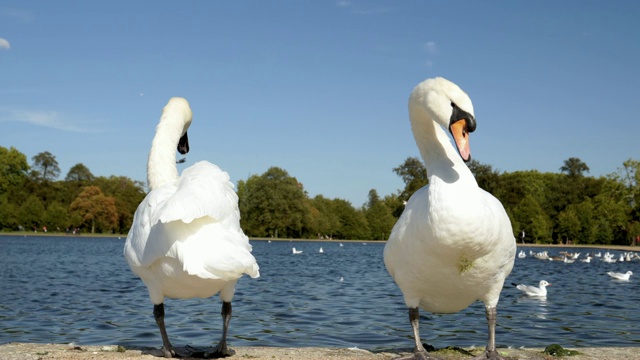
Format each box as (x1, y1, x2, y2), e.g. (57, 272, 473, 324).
(1, 146, 638, 244)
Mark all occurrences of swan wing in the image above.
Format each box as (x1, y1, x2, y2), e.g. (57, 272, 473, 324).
(157, 219, 259, 280)
(516, 284, 536, 295)
(156, 161, 240, 225)
(124, 184, 175, 268)
(124, 161, 254, 274)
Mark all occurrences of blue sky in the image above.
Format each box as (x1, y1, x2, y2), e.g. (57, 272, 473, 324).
(1, 1, 639, 207)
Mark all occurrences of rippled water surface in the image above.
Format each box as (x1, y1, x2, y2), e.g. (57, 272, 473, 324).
(1, 236, 639, 351)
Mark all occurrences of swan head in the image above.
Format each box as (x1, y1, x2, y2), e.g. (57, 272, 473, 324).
(410, 77, 476, 162)
(162, 97, 193, 155)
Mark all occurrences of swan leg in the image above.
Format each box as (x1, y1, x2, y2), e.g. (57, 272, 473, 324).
(394, 307, 441, 360)
(154, 303, 175, 358)
(472, 306, 510, 360)
(204, 301, 235, 358)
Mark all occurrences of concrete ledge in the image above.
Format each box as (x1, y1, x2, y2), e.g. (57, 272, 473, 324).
(1, 343, 639, 360)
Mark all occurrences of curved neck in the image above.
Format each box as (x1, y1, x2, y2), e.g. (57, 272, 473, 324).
(147, 118, 182, 190)
(410, 106, 475, 185)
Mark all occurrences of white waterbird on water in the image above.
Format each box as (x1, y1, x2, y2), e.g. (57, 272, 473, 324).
(292, 247, 303, 254)
(607, 271, 633, 281)
(383, 77, 516, 360)
(513, 280, 551, 297)
(124, 98, 259, 358)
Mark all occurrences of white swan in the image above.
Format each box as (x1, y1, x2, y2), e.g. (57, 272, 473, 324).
(383, 77, 516, 360)
(607, 271, 633, 281)
(124, 97, 259, 358)
(513, 280, 551, 297)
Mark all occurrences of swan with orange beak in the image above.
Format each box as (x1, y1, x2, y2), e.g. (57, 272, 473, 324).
(384, 77, 516, 360)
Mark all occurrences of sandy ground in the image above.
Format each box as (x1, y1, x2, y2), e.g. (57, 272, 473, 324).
(1, 343, 639, 360)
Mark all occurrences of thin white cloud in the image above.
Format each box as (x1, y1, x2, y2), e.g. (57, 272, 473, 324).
(336, 0, 351, 7)
(0, 38, 10, 50)
(0, 108, 105, 133)
(0, 8, 36, 23)
(424, 41, 438, 55)
(422, 41, 438, 67)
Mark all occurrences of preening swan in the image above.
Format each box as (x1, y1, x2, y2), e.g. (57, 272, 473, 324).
(513, 280, 551, 297)
(383, 78, 516, 360)
(124, 97, 259, 358)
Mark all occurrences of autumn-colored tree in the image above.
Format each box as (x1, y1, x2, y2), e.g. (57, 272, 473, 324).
(69, 186, 118, 233)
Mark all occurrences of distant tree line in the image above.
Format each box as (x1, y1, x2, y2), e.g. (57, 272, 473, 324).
(0, 146, 145, 234)
(1, 145, 639, 245)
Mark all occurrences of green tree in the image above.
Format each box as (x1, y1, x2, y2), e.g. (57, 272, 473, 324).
(65, 163, 95, 183)
(393, 157, 428, 201)
(0, 195, 19, 230)
(560, 157, 590, 178)
(556, 208, 581, 243)
(237, 167, 309, 238)
(0, 146, 29, 193)
(468, 159, 501, 194)
(365, 202, 396, 240)
(31, 151, 61, 182)
(69, 186, 118, 233)
(592, 183, 633, 245)
(332, 199, 370, 240)
(18, 195, 45, 231)
(366, 189, 380, 209)
(308, 195, 340, 239)
(43, 202, 70, 231)
(512, 194, 552, 243)
(568, 200, 596, 244)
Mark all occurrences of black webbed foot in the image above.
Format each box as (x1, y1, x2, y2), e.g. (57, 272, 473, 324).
(471, 349, 513, 360)
(174, 345, 235, 359)
(393, 350, 442, 360)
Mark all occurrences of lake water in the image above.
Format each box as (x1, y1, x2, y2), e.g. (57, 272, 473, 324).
(1, 236, 639, 352)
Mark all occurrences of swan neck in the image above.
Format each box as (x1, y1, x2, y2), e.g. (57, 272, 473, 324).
(410, 107, 474, 184)
(147, 120, 181, 190)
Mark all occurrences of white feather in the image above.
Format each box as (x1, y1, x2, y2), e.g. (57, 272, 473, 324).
(124, 97, 259, 305)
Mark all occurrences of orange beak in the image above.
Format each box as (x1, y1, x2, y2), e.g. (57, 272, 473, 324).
(449, 119, 471, 162)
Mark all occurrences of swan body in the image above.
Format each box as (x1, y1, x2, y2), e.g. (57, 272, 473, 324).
(383, 78, 516, 359)
(292, 247, 303, 254)
(607, 271, 633, 281)
(124, 97, 259, 358)
(514, 280, 551, 297)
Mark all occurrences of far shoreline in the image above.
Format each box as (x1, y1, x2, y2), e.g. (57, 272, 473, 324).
(1, 231, 638, 252)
